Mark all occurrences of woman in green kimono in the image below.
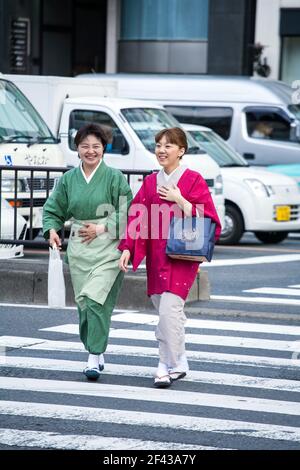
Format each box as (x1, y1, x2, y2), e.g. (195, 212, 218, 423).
(43, 123, 132, 380)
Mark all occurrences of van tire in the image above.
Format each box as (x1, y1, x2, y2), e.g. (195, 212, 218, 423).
(254, 231, 288, 244)
(219, 205, 244, 245)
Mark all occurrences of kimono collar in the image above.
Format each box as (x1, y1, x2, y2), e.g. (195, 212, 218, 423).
(80, 159, 102, 183)
(157, 165, 188, 188)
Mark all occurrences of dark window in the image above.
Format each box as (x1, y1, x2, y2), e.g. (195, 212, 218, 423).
(68, 110, 129, 154)
(164, 106, 233, 140)
(245, 109, 291, 142)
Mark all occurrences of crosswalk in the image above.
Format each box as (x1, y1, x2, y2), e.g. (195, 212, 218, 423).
(1, 310, 300, 450)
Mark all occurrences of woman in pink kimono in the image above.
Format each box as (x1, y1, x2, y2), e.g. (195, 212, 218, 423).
(119, 127, 221, 388)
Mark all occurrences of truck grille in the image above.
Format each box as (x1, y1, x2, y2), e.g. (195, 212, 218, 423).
(273, 205, 300, 221)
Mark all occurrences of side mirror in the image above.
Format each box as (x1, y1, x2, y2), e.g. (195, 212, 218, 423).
(290, 120, 300, 142)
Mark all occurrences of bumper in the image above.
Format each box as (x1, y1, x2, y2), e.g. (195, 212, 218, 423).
(245, 195, 300, 231)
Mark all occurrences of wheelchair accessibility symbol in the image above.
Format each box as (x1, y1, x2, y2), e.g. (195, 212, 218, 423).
(4, 155, 13, 166)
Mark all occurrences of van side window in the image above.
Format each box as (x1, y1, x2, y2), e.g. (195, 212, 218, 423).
(246, 110, 291, 142)
(164, 106, 233, 140)
(68, 110, 129, 154)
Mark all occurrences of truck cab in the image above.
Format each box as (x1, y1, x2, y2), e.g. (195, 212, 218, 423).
(58, 96, 225, 225)
(0, 77, 65, 235)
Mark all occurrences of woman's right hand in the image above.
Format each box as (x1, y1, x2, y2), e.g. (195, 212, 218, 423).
(119, 249, 131, 272)
(49, 229, 62, 249)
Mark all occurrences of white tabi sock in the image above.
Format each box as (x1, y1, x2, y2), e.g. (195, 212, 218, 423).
(155, 361, 169, 378)
(87, 353, 100, 369)
(99, 354, 105, 367)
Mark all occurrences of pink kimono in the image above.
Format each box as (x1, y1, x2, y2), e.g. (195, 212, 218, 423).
(119, 168, 221, 301)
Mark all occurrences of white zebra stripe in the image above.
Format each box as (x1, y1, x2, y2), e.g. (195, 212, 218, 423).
(210, 295, 300, 306)
(0, 428, 208, 450)
(1, 355, 300, 392)
(0, 400, 300, 444)
(111, 313, 300, 335)
(1, 336, 299, 368)
(244, 288, 300, 297)
(39, 323, 300, 352)
(1, 376, 300, 416)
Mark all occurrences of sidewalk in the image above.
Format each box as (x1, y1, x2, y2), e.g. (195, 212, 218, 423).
(0, 250, 210, 309)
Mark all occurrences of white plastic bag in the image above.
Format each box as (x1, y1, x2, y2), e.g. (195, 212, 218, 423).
(48, 245, 66, 308)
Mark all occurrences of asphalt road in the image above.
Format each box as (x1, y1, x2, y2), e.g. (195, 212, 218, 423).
(1, 232, 300, 452)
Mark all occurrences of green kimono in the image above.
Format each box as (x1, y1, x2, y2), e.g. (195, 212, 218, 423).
(43, 162, 132, 354)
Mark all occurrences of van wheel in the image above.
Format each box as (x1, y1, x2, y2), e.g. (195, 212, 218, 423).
(219, 205, 244, 245)
(254, 231, 288, 244)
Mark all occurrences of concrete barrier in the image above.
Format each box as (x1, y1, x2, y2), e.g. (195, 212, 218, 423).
(0, 256, 210, 308)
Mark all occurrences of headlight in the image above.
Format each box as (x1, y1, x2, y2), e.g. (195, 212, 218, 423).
(244, 178, 274, 197)
(215, 174, 223, 195)
(1, 178, 23, 193)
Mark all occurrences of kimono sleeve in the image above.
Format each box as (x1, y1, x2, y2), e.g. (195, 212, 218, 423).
(43, 175, 69, 239)
(118, 181, 148, 271)
(188, 174, 222, 241)
(106, 171, 133, 238)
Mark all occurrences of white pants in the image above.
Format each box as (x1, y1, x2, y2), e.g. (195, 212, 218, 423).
(151, 292, 186, 368)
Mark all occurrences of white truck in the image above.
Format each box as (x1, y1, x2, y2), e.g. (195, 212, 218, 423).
(4, 75, 225, 226)
(183, 124, 300, 244)
(0, 76, 66, 237)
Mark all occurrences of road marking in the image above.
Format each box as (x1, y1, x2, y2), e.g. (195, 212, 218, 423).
(0, 428, 206, 450)
(39, 323, 300, 352)
(111, 313, 300, 335)
(289, 285, 300, 288)
(1, 336, 299, 368)
(210, 295, 300, 306)
(0, 303, 138, 313)
(2, 376, 300, 416)
(205, 254, 300, 267)
(1, 401, 300, 444)
(244, 288, 300, 297)
(1, 355, 300, 392)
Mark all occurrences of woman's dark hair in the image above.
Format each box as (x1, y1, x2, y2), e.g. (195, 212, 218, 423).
(74, 123, 110, 151)
(155, 127, 188, 159)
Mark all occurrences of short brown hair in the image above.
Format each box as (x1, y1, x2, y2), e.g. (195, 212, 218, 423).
(74, 123, 110, 150)
(155, 127, 188, 158)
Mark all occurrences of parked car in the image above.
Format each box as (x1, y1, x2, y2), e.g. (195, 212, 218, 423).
(182, 123, 300, 244)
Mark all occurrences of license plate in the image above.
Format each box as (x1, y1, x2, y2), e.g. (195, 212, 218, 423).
(275, 206, 291, 221)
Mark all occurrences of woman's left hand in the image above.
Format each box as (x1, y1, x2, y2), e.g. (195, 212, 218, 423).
(78, 223, 97, 244)
(158, 184, 182, 203)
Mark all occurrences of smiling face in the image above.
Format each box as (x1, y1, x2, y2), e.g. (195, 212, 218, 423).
(155, 135, 185, 174)
(78, 134, 104, 172)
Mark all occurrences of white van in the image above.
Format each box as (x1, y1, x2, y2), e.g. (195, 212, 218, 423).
(78, 74, 300, 166)
(5, 75, 225, 225)
(183, 124, 300, 244)
(0, 76, 66, 236)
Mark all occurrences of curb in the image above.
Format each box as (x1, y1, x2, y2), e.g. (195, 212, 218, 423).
(0, 258, 210, 309)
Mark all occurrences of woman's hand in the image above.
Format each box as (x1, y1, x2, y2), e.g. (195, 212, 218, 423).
(119, 249, 131, 272)
(158, 184, 182, 203)
(49, 229, 62, 249)
(78, 223, 99, 244)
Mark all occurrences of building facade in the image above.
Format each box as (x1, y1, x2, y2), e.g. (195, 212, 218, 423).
(1, 0, 299, 83)
(255, 0, 300, 84)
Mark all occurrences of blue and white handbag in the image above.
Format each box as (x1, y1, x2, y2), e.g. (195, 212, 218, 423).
(166, 216, 216, 262)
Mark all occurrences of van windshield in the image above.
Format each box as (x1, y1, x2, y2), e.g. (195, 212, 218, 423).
(188, 128, 249, 167)
(121, 107, 203, 154)
(0, 79, 56, 144)
(289, 105, 300, 120)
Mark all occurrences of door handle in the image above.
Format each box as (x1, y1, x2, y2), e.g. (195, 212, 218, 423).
(243, 153, 255, 160)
